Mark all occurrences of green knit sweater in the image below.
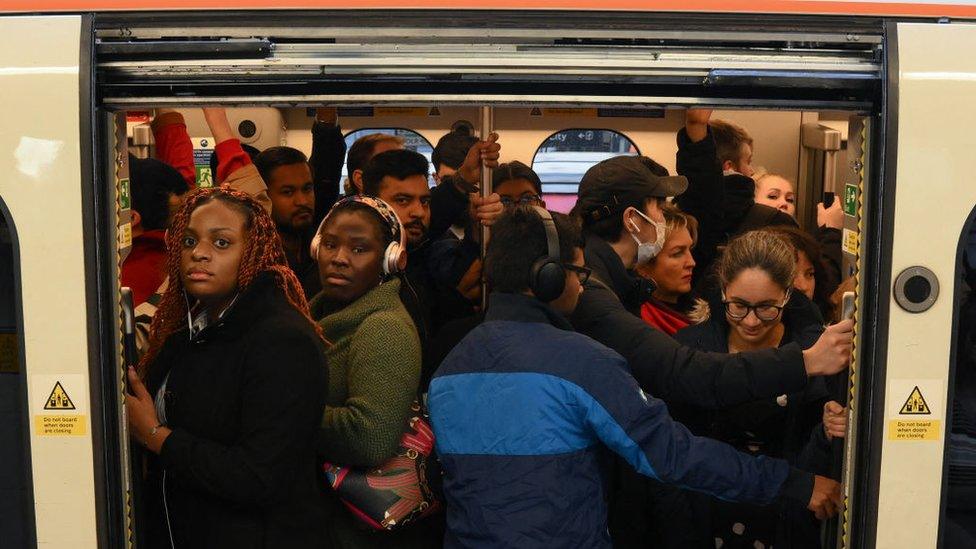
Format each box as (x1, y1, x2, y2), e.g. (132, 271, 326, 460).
(309, 278, 421, 468)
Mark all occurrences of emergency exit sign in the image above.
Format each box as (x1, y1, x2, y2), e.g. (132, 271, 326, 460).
(843, 184, 858, 217)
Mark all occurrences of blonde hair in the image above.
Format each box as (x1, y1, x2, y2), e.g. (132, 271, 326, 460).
(636, 204, 698, 278)
(754, 172, 794, 190)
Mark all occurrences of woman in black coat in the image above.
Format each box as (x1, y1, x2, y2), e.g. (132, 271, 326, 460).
(125, 187, 329, 548)
(674, 229, 833, 549)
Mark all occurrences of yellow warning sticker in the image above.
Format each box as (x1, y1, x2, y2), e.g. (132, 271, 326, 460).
(44, 381, 75, 410)
(887, 379, 944, 441)
(842, 228, 858, 256)
(119, 222, 132, 249)
(888, 419, 941, 441)
(31, 374, 88, 438)
(35, 414, 87, 436)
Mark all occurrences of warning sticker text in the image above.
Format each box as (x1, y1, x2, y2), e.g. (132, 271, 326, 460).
(35, 414, 87, 436)
(888, 419, 941, 441)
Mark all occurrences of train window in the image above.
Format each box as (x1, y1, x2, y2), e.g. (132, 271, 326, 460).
(341, 128, 434, 185)
(0, 212, 30, 547)
(532, 129, 640, 194)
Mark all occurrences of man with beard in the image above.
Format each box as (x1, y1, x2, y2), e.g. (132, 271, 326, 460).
(254, 146, 324, 297)
(362, 143, 501, 385)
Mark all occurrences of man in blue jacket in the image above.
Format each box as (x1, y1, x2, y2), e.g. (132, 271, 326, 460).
(429, 206, 841, 548)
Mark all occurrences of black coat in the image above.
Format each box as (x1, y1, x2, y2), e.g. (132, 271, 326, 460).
(142, 272, 329, 549)
(673, 294, 829, 458)
(673, 297, 829, 549)
(571, 235, 811, 409)
(401, 175, 480, 388)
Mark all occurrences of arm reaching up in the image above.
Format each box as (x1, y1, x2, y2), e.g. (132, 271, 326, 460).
(309, 107, 346, 224)
(202, 107, 271, 213)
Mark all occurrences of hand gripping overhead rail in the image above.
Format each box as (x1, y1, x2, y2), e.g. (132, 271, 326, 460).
(94, 11, 883, 110)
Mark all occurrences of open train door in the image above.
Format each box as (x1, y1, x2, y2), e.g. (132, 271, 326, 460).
(856, 21, 976, 549)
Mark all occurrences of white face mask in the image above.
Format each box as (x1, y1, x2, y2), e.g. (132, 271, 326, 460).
(628, 209, 667, 265)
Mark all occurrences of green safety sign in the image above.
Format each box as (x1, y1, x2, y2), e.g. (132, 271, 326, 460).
(196, 166, 213, 188)
(843, 184, 858, 217)
(119, 178, 131, 210)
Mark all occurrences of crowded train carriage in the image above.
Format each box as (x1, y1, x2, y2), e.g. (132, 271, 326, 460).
(2, 3, 976, 548)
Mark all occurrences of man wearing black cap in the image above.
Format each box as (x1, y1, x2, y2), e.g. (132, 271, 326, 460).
(571, 154, 854, 407)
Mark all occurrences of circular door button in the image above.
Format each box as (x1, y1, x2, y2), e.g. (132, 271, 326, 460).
(894, 266, 939, 313)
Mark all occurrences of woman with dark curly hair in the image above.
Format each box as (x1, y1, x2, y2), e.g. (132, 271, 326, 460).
(125, 186, 329, 549)
(766, 225, 838, 321)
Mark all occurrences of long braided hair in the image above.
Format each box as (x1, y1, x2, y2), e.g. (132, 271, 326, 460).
(137, 186, 325, 375)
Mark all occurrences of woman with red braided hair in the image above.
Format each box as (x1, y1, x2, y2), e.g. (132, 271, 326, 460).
(124, 186, 330, 549)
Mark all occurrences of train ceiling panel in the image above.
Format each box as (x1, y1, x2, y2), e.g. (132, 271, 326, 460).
(94, 11, 884, 110)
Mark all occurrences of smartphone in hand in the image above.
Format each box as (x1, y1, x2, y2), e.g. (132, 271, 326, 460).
(841, 291, 856, 321)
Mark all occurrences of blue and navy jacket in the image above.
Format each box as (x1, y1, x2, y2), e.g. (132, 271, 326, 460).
(429, 293, 812, 549)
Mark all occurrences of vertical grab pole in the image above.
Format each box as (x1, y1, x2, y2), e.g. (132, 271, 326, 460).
(479, 106, 494, 311)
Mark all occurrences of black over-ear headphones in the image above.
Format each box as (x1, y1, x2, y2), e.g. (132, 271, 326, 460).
(529, 206, 566, 302)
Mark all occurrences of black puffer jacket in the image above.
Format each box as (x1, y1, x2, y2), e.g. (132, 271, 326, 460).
(141, 272, 329, 549)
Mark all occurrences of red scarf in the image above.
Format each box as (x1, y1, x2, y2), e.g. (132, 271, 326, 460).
(640, 299, 691, 336)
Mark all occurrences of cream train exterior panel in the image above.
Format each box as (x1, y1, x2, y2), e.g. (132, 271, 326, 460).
(875, 22, 976, 548)
(0, 15, 98, 547)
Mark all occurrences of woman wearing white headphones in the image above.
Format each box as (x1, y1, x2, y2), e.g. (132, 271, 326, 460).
(308, 195, 439, 548)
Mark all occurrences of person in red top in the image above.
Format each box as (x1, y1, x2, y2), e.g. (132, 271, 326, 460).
(635, 203, 699, 336)
(150, 108, 197, 188)
(122, 155, 190, 305)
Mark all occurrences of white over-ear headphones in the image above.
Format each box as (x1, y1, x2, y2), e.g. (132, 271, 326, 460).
(310, 195, 408, 275)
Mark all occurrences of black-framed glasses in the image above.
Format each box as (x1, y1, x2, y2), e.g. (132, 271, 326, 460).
(564, 264, 592, 284)
(723, 294, 790, 322)
(500, 194, 542, 207)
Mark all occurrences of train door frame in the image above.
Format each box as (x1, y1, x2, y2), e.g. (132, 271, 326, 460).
(82, 11, 976, 549)
(0, 196, 38, 548)
(865, 21, 976, 547)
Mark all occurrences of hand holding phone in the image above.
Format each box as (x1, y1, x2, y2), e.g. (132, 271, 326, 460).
(841, 291, 856, 321)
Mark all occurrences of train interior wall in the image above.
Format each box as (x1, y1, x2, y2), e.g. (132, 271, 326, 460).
(131, 107, 851, 218)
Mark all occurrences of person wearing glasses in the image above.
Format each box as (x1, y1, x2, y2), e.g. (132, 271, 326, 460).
(493, 161, 545, 209)
(673, 229, 832, 549)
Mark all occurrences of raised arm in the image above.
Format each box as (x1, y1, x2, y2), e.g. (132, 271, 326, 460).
(674, 109, 726, 284)
(309, 107, 346, 224)
(201, 107, 271, 213)
(151, 108, 196, 187)
(429, 132, 501, 240)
